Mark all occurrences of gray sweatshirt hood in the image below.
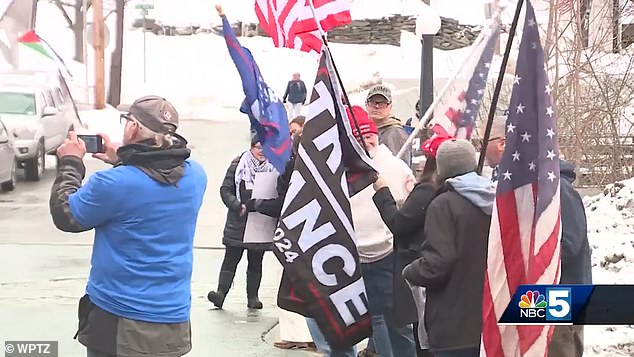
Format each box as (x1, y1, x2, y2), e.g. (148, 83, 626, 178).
(446, 172, 496, 215)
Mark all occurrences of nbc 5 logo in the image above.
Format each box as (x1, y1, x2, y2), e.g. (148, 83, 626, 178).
(545, 288, 572, 321)
(518, 288, 572, 322)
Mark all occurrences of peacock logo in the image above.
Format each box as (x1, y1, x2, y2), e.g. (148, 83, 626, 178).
(518, 291, 547, 309)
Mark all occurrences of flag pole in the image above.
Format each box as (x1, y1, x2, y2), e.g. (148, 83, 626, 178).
(476, 0, 525, 174)
(306, 0, 371, 158)
(35, 33, 74, 79)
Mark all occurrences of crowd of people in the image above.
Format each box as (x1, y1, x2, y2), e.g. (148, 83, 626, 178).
(47, 82, 591, 357)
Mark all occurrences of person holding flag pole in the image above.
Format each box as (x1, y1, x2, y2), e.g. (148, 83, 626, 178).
(479, 0, 566, 356)
(394, 11, 504, 161)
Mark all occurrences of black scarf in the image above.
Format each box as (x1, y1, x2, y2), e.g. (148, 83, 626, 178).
(116, 136, 191, 185)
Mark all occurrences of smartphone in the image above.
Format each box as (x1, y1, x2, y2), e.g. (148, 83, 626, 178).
(78, 134, 104, 153)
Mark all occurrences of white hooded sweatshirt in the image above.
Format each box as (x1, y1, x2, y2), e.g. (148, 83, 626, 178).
(351, 144, 415, 263)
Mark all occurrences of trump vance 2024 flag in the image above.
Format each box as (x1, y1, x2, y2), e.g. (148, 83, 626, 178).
(274, 48, 376, 350)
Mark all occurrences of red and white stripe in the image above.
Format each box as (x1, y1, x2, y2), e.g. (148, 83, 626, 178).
(481, 183, 562, 357)
(558, 0, 574, 14)
(255, 0, 351, 55)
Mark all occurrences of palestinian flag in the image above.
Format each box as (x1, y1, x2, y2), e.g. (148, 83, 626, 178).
(18, 30, 52, 59)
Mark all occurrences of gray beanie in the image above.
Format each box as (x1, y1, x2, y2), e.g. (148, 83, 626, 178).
(436, 139, 477, 180)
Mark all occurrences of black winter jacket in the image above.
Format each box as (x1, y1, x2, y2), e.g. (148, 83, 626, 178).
(403, 188, 491, 353)
(219, 155, 270, 250)
(559, 161, 592, 285)
(283, 80, 307, 104)
(372, 183, 438, 325)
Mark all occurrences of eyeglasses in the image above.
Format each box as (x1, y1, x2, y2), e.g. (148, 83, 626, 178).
(120, 113, 134, 125)
(367, 100, 390, 109)
(253, 144, 263, 150)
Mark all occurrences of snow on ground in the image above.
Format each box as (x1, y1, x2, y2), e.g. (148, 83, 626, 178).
(76, 104, 125, 142)
(582, 180, 634, 355)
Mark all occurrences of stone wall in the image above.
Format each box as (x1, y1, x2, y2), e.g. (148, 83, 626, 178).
(249, 14, 481, 50)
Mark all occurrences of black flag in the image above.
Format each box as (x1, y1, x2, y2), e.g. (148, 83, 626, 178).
(273, 48, 376, 350)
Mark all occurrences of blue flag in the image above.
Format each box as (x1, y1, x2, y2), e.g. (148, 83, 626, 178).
(222, 16, 291, 173)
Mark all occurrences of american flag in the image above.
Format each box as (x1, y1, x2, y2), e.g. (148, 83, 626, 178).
(429, 24, 499, 139)
(255, 0, 352, 56)
(481, 1, 562, 356)
(559, 0, 574, 14)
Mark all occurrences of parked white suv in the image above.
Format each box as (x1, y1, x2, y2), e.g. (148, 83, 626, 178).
(0, 70, 79, 180)
(0, 119, 17, 191)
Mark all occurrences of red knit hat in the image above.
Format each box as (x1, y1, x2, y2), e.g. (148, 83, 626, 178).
(421, 134, 453, 158)
(345, 105, 377, 138)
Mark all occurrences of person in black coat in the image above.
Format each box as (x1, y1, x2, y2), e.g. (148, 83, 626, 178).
(283, 73, 307, 119)
(402, 139, 495, 357)
(207, 136, 277, 310)
(371, 135, 450, 357)
(548, 160, 592, 357)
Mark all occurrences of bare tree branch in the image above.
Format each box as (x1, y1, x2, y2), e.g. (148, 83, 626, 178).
(53, 1, 73, 27)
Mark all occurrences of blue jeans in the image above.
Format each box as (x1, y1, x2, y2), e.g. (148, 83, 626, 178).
(434, 348, 480, 357)
(306, 318, 357, 357)
(361, 254, 416, 357)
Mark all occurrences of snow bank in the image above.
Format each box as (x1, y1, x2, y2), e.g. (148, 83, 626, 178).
(584, 178, 634, 235)
(583, 178, 634, 287)
(582, 180, 634, 355)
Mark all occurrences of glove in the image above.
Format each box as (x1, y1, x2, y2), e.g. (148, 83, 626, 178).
(244, 199, 258, 212)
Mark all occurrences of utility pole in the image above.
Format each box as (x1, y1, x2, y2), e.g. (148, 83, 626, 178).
(93, 0, 105, 109)
(83, 0, 89, 103)
(108, 0, 124, 106)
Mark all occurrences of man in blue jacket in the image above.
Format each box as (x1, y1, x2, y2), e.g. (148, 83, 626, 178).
(50, 95, 207, 357)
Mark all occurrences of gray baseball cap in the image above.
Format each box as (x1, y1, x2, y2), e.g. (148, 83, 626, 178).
(366, 84, 392, 103)
(126, 95, 179, 134)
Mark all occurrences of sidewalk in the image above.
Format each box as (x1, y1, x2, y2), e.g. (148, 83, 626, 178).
(0, 245, 319, 357)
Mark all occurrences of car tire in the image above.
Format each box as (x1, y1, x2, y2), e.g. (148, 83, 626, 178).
(24, 142, 45, 181)
(1, 160, 17, 191)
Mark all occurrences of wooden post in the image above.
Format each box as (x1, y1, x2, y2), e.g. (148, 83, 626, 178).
(108, 0, 124, 107)
(93, 0, 105, 109)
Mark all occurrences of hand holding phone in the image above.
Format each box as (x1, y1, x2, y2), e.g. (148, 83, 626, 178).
(91, 133, 120, 165)
(77, 134, 105, 154)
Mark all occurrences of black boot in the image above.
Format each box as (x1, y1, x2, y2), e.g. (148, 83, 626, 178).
(246, 271, 263, 309)
(207, 270, 235, 309)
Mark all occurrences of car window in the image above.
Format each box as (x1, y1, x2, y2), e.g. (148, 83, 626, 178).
(44, 90, 55, 108)
(39, 93, 46, 111)
(55, 88, 65, 106)
(0, 122, 7, 140)
(0, 92, 37, 115)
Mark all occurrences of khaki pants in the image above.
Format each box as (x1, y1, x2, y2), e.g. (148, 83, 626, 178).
(548, 325, 584, 357)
